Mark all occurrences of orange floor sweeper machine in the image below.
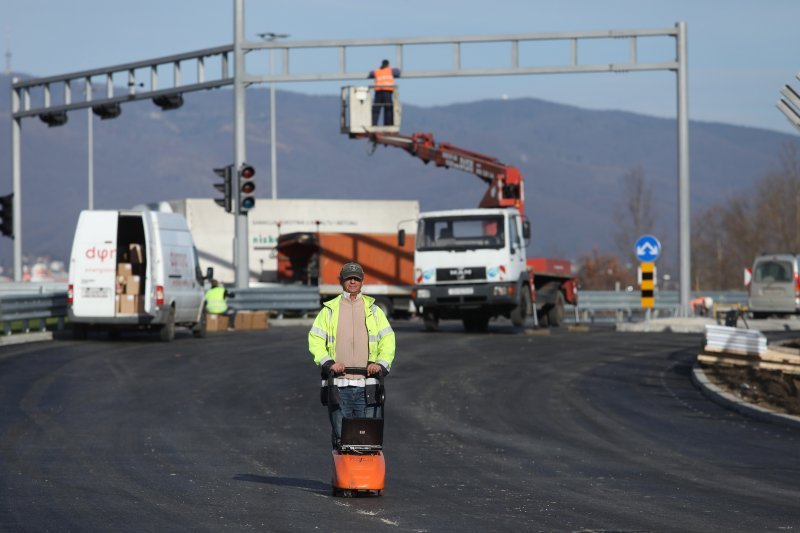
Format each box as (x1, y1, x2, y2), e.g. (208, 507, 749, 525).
(330, 367, 386, 497)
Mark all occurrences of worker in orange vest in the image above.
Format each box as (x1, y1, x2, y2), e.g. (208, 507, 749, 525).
(368, 59, 401, 126)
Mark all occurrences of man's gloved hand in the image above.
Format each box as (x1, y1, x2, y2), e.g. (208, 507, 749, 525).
(320, 360, 334, 379)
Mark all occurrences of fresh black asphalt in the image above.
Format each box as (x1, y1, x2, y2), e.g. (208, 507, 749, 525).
(0, 320, 798, 531)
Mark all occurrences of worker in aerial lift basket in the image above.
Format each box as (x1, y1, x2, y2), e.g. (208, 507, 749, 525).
(368, 59, 401, 126)
(308, 262, 396, 448)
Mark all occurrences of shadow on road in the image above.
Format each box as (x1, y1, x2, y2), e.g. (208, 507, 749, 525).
(234, 474, 330, 494)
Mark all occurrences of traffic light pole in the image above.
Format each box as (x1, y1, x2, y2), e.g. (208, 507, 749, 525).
(232, 0, 249, 288)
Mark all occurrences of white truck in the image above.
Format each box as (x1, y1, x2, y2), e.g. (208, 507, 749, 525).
(67, 209, 209, 341)
(346, 130, 578, 331)
(401, 206, 577, 331)
(164, 198, 419, 316)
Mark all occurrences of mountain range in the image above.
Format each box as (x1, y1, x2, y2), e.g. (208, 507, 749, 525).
(0, 72, 796, 278)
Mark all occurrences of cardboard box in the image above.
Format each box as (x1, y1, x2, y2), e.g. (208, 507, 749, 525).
(126, 275, 141, 295)
(206, 314, 229, 332)
(118, 294, 138, 314)
(234, 311, 254, 330)
(117, 262, 132, 277)
(116, 275, 126, 294)
(129, 243, 144, 264)
(251, 311, 269, 330)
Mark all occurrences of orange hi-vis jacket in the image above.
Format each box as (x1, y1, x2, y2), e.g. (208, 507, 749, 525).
(373, 67, 395, 92)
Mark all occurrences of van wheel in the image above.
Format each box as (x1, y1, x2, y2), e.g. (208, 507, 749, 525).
(192, 311, 207, 338)
(72, 324, 88, 340)
(160, 308, 176, 342)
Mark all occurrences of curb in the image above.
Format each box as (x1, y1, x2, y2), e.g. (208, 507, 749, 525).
(691, 363, 800, 430)
(0, 331, 54, 347)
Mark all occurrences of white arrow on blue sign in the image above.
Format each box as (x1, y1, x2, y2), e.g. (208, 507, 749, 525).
(634, 234, 661, 262)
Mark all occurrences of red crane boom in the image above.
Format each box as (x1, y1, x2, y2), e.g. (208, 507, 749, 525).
(358, 132, 525, 217)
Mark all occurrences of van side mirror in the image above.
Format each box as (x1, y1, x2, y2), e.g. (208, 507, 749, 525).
(522, 220, 531, 240)
(398, 229, 406, 247)
(206, 267, 214, 280)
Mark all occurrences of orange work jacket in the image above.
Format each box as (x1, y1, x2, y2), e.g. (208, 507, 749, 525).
(373, 67, 395, 92)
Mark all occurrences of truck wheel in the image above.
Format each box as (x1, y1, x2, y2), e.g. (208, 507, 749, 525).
(423, 311, 439, 332)
(159, 308, 176, 342)
(374, 298, 392, 318)
(510, 287, 531, 327)
(537, 308, 550, 328)
(463, 312, 489, 332)
(192, 310, 207, 338)
(547, 293, 565, 327)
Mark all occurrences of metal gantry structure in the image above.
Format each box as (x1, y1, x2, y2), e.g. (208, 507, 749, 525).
(9, 1, 690, 311)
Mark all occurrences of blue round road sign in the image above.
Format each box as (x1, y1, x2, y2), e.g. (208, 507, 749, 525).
(634, 235, 661, 262)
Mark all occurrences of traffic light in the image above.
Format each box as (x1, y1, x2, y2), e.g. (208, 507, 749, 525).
(92, 103, 122, 120)
(238, 163, 256, 214)
(153, 93, 184, 111)
(39, 111, 68, 127)
(213, 165, 233, 213)
(0, 193, 13, 238)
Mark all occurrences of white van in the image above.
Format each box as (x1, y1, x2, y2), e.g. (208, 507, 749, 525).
(67, 209, 210, 341)
(748, 254, 800, 319)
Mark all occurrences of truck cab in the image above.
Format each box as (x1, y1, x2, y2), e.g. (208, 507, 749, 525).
(409, 207, 532, 331)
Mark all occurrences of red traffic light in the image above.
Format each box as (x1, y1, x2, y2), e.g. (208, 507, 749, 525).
(240, 165, 255, 179)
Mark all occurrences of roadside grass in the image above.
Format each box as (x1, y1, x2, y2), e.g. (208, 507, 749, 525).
(2, 317, 66, 334)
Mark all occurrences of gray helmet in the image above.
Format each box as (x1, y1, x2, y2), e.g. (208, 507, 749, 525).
(339, 262, 364, 281)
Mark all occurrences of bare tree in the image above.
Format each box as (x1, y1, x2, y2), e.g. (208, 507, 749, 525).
(613, 167, 656, 264)
(690, 143, 800, 290)
(576, 247, 637, 290)
(755, 143, 800, 253)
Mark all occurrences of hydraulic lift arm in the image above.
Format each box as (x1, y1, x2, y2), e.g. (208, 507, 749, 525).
(357, 132, 525, 217)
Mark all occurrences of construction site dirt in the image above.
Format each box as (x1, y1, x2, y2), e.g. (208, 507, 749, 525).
(703, 365, 800, 416)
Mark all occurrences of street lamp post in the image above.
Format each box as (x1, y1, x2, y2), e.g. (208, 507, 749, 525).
(258, 32, 289, 200)
(85, 81, 95, 209)
(87, 107, 93, 209)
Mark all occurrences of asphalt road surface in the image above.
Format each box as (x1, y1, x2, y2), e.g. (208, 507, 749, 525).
(0, 320, 798, 532)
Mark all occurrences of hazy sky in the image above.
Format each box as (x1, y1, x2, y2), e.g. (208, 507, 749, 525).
(1, 0, 798, 134)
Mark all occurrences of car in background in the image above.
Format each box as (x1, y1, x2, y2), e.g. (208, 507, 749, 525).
(748, 254, 800, 319)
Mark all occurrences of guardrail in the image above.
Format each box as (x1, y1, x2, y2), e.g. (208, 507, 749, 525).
(227, 285, 322, 317)
(0, 282, 68, 293)
(0, 291, 68, 335)
(0, 281, 751, 334)
(569, 290, 749, 323)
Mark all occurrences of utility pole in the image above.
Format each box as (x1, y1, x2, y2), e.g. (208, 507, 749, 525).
(258, 32, 290, 200)
(85, 81, 94, 210)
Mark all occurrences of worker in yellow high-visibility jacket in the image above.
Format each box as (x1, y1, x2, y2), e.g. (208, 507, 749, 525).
(308, 262, 396, 448)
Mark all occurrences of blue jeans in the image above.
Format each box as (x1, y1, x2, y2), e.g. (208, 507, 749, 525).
(329, 386, 378, 448)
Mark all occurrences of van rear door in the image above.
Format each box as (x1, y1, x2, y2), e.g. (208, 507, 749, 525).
(70, 211, 119, 318)
(751, 256, 795, 312)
